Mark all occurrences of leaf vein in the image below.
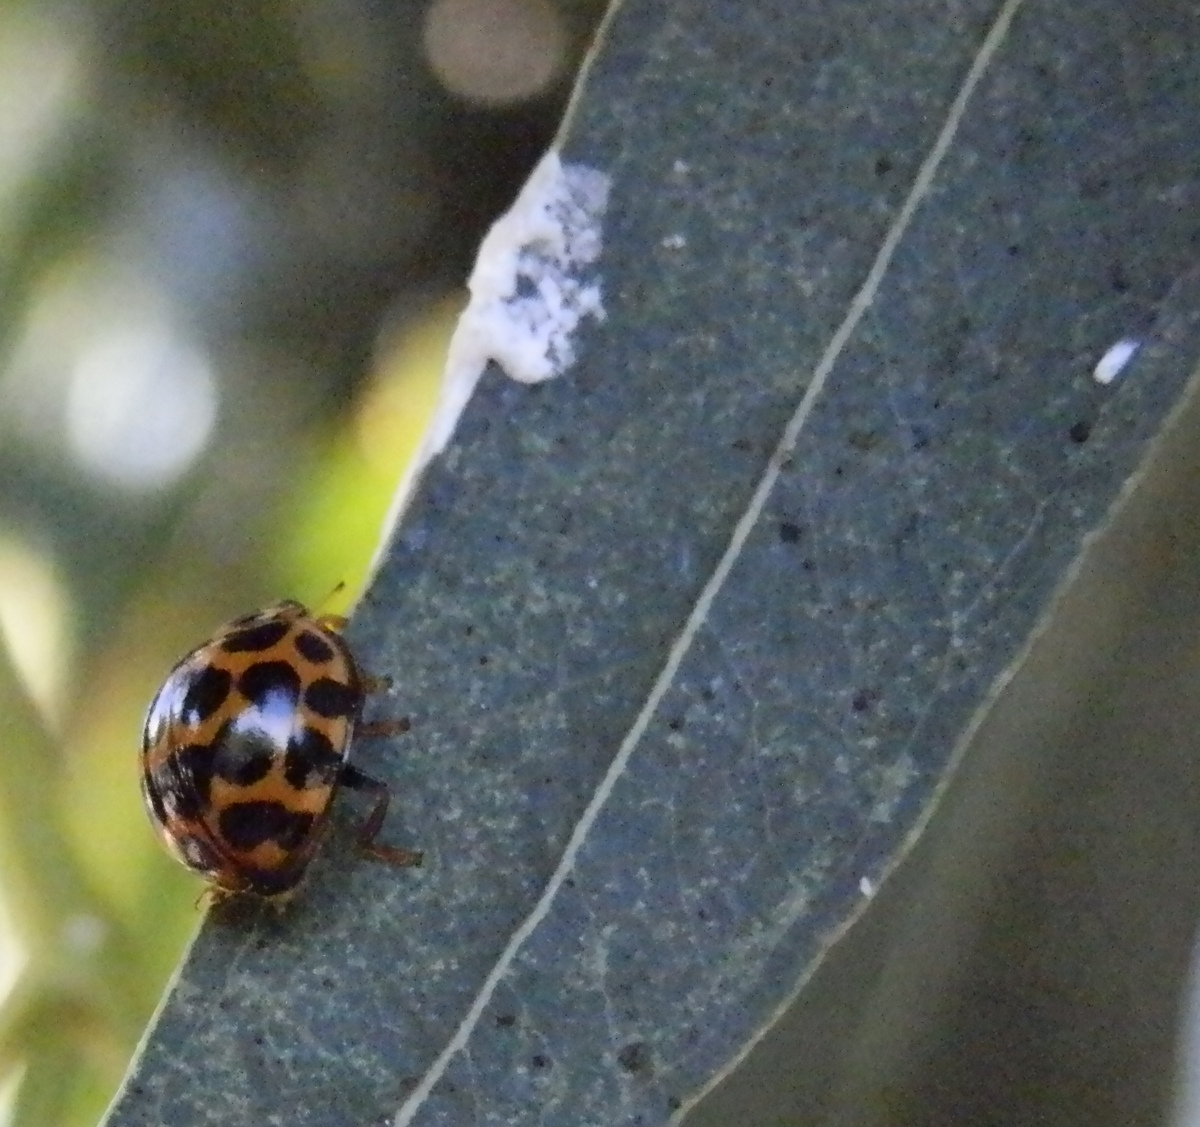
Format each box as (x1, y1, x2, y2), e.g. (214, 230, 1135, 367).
(392, 1, 1028, 1122)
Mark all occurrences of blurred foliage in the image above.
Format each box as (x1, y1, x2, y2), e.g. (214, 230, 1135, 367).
(0, 0, 604, 1122)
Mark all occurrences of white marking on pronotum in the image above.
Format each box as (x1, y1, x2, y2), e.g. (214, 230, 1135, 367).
(393, 3, 1026, 1122)
(367, 152, 611, 580)
(1093, 337, 1141, 385)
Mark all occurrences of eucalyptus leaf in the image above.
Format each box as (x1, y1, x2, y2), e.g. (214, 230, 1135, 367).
(103, 0, 1200, 1124)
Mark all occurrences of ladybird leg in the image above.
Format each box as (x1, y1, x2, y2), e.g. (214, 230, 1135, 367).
(340, 764, 424, 868)
(360, 674, 393, 694)
(315, 613, 349, 633)
(196, 885, 235, 912)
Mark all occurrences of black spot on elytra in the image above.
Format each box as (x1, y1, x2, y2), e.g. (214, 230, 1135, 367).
(237, 661, 302, 708)
(171, 744, 216, 812)
(304, 677, 360, 719)
(209, 719, 274, 786)
(141, 773, 170, 823)
(294, 629, 335, 665)
(617, 1041, 652, 1075)
(219, 801, 315, 851)
(181, 664, 232, 726)
(284, 727, 342, 789)
(221, 620, 290, 653)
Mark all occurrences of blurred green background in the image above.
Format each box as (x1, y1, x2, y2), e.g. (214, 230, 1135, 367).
(0, 0, 601, 1122)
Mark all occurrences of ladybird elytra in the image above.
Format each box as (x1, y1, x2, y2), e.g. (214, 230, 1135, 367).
(140, 600, 422, 900)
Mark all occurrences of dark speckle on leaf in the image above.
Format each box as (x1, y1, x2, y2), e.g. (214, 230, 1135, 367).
(618, 1042, 653, 1075)
(852, 688, 878, 713)
(847, 429, 880, 452)
(1069, 420, 1091, 443)
(778, 521, 802, 544)
(531, 1054, 550, 1070)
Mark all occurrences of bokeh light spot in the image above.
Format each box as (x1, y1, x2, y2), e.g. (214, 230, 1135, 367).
(423, 0, 567, 107)
(0, 538, 72, 726)
(65, 328, 218, 493)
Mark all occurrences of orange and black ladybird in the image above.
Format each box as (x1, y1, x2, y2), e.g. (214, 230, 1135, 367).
(140, 600, 422, 900)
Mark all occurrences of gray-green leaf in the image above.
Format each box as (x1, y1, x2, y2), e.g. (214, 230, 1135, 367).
(104, 0, 1200, 1125)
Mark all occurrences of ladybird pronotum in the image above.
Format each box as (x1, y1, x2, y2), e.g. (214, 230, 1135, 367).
(140, 600, 422, 899)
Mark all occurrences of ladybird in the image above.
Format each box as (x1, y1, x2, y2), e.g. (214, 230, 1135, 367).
(140, 600, 422, 900)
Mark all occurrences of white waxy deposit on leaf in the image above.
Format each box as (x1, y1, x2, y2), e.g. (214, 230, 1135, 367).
(368, 151, 611, 580)
(430, 150, 611, 454)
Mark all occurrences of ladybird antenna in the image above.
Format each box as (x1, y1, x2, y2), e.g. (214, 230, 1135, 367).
(313, 579, 348, 614)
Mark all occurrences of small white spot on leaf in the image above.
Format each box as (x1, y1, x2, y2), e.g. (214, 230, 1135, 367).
(1093, 337, 1140, 385)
